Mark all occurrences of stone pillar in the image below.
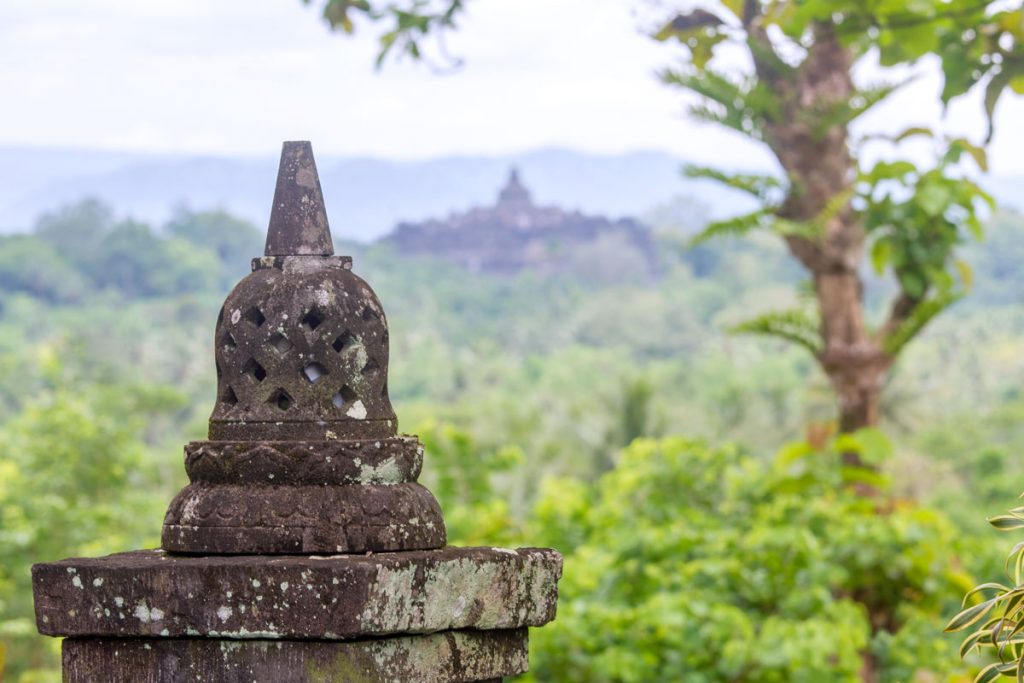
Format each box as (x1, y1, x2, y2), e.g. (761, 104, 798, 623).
(32, 141, 562, 682)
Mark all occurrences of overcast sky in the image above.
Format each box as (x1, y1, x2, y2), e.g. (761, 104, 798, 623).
(2, 0, 1024, 172)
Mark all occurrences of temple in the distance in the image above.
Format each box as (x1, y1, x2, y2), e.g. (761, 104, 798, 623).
(383, 169, 657, 274)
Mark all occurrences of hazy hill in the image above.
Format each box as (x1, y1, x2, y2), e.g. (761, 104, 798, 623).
(3, 145, 1019, 241)
(0, 146, 747, 240)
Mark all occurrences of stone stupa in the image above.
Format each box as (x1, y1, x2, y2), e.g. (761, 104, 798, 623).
(32, 141, 562, 682)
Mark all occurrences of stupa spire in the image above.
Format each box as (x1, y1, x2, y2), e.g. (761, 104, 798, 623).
(497, 166, 532, 209)
(265, 141, 334, 256)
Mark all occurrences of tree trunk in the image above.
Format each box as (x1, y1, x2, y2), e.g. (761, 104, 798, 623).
(814, 267, 891, 449)
(750, 25, 889, 682)
(755, 25, 891, 439)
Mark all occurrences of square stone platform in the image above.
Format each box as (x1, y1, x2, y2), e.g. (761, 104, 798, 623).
(33, 546, 562, 682)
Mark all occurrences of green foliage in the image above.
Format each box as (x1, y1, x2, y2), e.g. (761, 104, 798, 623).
(882, 289, 965, 357)
(415, 420, 524, 545)
(684, 165, 785, 204)
(689, 208, 775, 245)
(859, 145, 993, 299)
(165, 208, 262, 288)
(526, 436, 972, 682)
(0, 200, 261, 301)
(33, 198, 113, 270)
(0, 236, 86, 304)
(6, 201, 1024, 680)
(0, 356, 185, 680)
(307, 0, 465, 67)
(947, 493, 1024, 681)
(730, 308, 822, 355)
(660, 69, 779, 142)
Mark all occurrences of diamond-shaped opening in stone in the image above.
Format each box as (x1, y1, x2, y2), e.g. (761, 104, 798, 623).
(362, 357, 380, 375)
(361, 305, 378, 321)
(222, 386, 238, 406)
(269, 332, 293, 355)
(300, 307, 325, 332)
(242, 358, 267, 383)
(302, 362, 327, 384)
(268, 388, 293, 412)
(332, 330, 355, 353)
(332, 385, 358, 410)
(223, 333, 237, 350)
(244, 306, 266, 327)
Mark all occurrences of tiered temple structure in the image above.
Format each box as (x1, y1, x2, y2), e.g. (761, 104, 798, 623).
(32, 142, 562, 682)
(385, 169, 657, 274)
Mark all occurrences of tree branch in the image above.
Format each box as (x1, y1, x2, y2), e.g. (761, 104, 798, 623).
(878, 291, 922, 342)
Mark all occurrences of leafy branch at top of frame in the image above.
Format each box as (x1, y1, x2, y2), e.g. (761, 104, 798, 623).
(308, 0, 465, 68)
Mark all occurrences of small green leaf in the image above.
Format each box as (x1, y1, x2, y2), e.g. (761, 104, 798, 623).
(961, 583, 1011, 607)
(976, 661, 1019, 683)
(991, 515, 1024, 531)
(946, 597, 1000, 632)
(895, 126, 934, 142)
(985, 69, 1012, 143)
(955, 260, 974, 288)
(870, 239, 892, 275)
(948, 138, 990, 172)
(918, 183, 953, 217)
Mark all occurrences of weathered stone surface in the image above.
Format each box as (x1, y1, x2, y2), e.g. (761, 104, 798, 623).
(162, 482, 446, 554)
(265, 141, 334, 257)
(183, 438, 424, 486)
(209, 255, 395, 441)
(62, 629, 527, 683)
(33, 547, 562, 639)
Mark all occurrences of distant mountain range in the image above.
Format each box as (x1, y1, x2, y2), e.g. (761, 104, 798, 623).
(0, 145, 1020, 241)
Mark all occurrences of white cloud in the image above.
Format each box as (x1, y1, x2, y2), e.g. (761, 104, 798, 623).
(0, 0, 1022, 173)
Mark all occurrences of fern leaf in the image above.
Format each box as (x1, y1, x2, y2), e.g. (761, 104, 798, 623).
(729, 309, 822, 355)
(809, 81, 907, 138)
(690, 209, 774, 245)
(684, 165, 785, 202)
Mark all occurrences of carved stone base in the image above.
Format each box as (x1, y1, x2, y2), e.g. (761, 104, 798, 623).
(33, 548, 561, 639)
(161, 438, 447, 554)
(162, 482, 446, 554)
(62, 630, 524, 682)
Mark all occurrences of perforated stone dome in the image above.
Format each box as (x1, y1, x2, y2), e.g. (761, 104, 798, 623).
(211, 256, 395, 441)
